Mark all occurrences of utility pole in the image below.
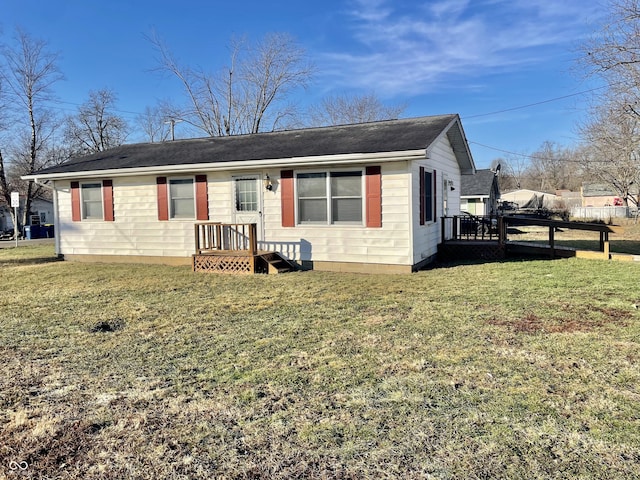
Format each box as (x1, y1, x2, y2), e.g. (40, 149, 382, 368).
(164, 118, 183, 141)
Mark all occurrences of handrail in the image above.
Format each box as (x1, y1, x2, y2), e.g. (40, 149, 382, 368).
(194, 222, 257, 255)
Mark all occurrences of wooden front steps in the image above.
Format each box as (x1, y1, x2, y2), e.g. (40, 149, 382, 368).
(259, 252, 297, 274)
(193, 222, 296, 274)
(193, 251, 296, 274)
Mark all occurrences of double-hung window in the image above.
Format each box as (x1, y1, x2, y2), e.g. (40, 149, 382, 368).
(297, 171, 363, 224)
(81, 183, 104, 220)
(169, 178, 195, 219)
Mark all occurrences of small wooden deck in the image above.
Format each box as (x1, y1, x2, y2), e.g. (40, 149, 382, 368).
(439, 215, 619, 262)
(192, 222, 295, 274)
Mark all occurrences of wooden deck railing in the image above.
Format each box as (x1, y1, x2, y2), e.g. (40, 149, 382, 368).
(194, 222, 258, 255)
(441, 214, 616, 258)
(441, 214, 503, 242)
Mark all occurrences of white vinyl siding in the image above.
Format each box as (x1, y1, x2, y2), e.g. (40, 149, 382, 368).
(264, 164, 414, 266)
(412, 134, 462, 264)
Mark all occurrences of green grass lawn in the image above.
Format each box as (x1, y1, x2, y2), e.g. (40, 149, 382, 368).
(1, 245, 640, 479)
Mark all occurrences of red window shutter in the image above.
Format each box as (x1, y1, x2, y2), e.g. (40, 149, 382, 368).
(280, 170, 295, 227)
(102, 179, 114, 221)
(419, 167, 425, 225)
(433, 169, 437, 222)
(365, 166, 382, 228)
(71, 181, 81, 222)
(195, 174, 209, 220)
(157, 177, 168, 221)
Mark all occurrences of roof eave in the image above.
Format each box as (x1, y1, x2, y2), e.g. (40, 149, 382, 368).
(23, 149, 427, 182)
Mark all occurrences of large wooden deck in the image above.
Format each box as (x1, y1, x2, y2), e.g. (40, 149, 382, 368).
(439, 215, 624, 262)
(192, 222, 295, 274)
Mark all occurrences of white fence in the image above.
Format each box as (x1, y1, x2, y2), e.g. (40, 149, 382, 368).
(571, 206, 630, 220)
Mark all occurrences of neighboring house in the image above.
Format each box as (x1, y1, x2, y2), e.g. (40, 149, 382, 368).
(1, 197, 53, 232)
(501, 189, 561, 210)
(24, 115, 476, 273)
(581, 183, 622, 207)
(460, 168, 500, 215)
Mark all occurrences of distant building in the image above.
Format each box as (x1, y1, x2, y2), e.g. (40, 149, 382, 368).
(581, 183, 621, 207)
(460, 169, 500, 215)
(500, 189, 561, 210)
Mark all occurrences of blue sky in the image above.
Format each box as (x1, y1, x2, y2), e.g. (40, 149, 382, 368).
(2, 0, 606, 168)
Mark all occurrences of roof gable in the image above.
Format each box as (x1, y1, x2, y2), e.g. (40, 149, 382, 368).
(30, 114, 475, 178)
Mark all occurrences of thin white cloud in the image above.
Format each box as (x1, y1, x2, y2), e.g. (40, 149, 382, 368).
(321, 0, 604, 96)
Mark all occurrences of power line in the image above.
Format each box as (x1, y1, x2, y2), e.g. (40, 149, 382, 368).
(469, 141, 584, 163)
(461, 84, 609, 120)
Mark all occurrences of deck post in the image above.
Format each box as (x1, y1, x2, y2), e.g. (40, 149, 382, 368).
(441, 217, 446, 243)
(215, 224, 222, 250)
(603, 231, 610, 258)
(498, 216, 506, 246)
(249, 223, 257, 255)
(452, 216, 458, 241)
(549, 226, 555, 258)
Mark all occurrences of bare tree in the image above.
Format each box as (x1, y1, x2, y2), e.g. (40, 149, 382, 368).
(528, 141, 579, 192)
(579, 97, 640, 208)
(578, 1, 640, 208)
(308, 92, 405, 127)
(64, 89, 129, 154)
(136, 104, 172, 142)
(148, 32, 313, 136)
(494, 154, 530, 192)
(0, 29, 63, 234)
(582, 0, 640, 111)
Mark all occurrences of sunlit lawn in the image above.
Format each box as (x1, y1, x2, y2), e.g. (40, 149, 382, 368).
(1, 245, 639, 479)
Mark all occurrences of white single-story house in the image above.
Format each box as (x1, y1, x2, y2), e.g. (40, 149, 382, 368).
(24, 115, 476, 273)
(460, 168, 500, 216)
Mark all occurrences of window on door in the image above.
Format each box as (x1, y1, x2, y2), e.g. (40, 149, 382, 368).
(235, 178, 258, 212)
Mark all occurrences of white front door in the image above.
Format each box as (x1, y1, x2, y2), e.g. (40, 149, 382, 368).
(232, 175, 263, 240)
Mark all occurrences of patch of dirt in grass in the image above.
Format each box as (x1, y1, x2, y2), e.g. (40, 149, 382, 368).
(89, 319, 126, 333)
(489, 304, 633, 334)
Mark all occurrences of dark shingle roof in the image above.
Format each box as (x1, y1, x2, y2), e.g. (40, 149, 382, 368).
(460, 169, 497, 196)
(34, 115, 463, 176)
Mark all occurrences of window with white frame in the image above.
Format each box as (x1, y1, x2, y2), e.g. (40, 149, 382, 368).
(235, 178, 258, 212)
(169, 178, 195, 219)
(297, 171, 362, 224)
(81, 183, 103, 220)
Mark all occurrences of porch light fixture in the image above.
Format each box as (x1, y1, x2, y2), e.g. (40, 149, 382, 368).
(447, 179, 455, 191)
(264, 174, 274, 191)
